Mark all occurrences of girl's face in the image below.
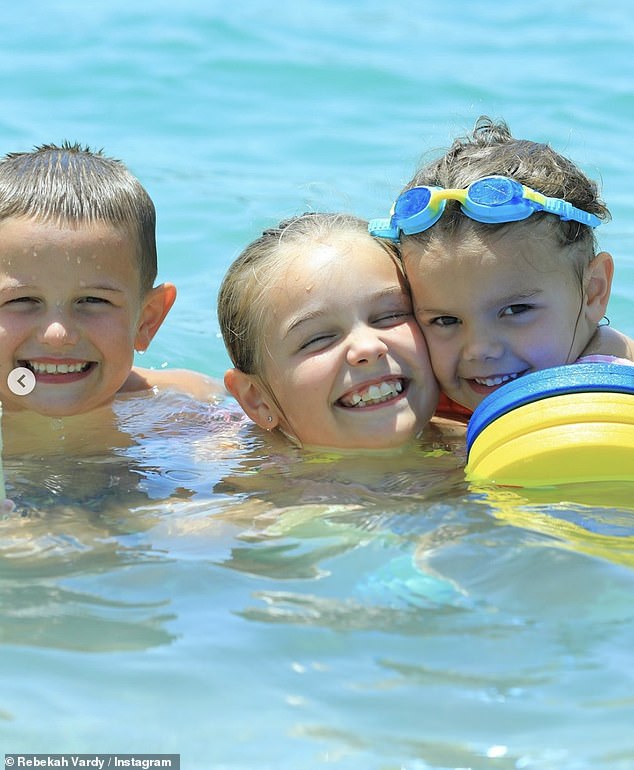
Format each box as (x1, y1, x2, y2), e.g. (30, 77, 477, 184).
(258, 233, 438, 449)
(402, 220, 610, 412)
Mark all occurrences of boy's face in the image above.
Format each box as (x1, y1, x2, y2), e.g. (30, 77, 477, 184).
(402, 221, 599, 412)
(0, 217, 157, 416)
(255, 232, 438, 449)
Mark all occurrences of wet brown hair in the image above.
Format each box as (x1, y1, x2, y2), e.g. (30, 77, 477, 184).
(403, 116, 610, 261)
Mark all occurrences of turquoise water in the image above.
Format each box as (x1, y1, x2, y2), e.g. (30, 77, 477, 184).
(2, 2, 634, 768)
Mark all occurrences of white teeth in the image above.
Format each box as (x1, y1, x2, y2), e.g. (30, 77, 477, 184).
(27, 361, 90, 375)
(342, 379, 404, 408)
(474, 372, 518, 387)
(367, 385, 381, 400)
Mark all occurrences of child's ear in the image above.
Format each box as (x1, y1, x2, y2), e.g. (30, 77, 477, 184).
(135, 283, 177, 352)
(584, 251, 614, 323)
(224, 368, 279, 429)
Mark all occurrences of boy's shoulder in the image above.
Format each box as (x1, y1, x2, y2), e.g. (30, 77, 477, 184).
(3, 369, 226, 458)
(121, 367, 226, 400)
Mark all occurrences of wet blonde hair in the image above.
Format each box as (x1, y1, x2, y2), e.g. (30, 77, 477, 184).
(218, 212, 401, 378)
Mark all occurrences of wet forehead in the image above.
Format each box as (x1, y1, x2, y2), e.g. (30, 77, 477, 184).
(275, 233, 403, 293)
(402, 219, 568, 276)
(0, 216, 142, 290)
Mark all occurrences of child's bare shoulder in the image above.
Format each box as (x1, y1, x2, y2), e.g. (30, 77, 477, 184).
(583, 325, 634, 361)
(122, 366, 227, 400)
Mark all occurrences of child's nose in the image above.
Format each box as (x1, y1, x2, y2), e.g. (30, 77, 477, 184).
(38, 316, 80, 346)
(462, 327, 504, 361)
(346, 327, 389, 366)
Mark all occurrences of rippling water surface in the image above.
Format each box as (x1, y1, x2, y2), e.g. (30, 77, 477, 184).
(2, 2, 634, 768)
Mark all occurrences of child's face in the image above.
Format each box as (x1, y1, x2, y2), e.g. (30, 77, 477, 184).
(0, 217, 158, 416)
(260, 233, 438, 449)
(402, 222, 598, 412)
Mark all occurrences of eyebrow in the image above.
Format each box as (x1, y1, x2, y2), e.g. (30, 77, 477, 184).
(79, 284, 127, 293)
(0, 281, 126, 292)
(283, 286, 408, 337)
(416, 288, 544, 314)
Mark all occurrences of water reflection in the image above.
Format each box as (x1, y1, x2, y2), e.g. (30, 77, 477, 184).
(472, 482, 634, 570)
(3, 392, 634, 765)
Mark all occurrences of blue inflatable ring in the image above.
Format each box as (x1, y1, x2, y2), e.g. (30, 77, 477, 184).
(466, 362, 634, 453)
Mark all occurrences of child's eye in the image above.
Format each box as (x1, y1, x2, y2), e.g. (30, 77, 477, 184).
(78, 296, 111, 305)
(2, 296, 40, 309)
(373, 310, 412, 327)
(429, 315, 460, 327)
(500, 303, 532, 317)
(298, 333, 337, 352)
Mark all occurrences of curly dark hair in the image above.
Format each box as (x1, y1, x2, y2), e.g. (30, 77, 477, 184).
(403, 115, 609, 248)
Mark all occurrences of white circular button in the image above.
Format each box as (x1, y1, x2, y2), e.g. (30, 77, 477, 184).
(7, 366, 36, 395)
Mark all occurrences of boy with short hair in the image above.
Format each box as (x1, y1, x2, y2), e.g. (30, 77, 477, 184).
(0, 142, 220, 427)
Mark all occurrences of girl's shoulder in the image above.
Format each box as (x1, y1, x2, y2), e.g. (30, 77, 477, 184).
(582, 325, 634, 362)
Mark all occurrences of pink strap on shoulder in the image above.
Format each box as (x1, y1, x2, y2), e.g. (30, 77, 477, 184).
(576, 354, 634, 366)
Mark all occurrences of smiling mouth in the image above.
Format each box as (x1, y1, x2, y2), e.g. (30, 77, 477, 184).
(337, 378, 406, 408)
(472, 372, 521, 388)
(19, 360, 95, 376)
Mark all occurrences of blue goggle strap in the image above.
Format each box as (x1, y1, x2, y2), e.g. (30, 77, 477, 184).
(367, 217, 401, 241)
(521, 188, 602, 228)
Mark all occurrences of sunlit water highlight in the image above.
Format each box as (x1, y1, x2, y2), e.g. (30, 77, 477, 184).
(2, 2, 634, 768)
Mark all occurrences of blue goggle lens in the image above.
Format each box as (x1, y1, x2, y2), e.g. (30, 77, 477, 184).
(468, 177, 523, 206)
(394, 187, 432, 218)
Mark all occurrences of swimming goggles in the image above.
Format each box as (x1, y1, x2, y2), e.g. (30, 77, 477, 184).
(368, 175, 602, 242)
